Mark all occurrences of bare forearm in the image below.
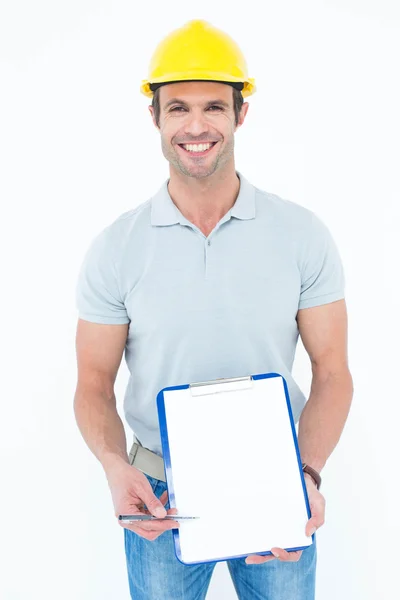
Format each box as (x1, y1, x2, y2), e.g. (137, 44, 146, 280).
(73, 386, 130, 474)
(298, 369, 354, 474)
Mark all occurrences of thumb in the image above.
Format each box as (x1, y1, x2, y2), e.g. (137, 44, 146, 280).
(140, 486, 167, 518)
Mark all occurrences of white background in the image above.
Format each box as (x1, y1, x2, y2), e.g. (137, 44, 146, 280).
(1, 1, 399, 599)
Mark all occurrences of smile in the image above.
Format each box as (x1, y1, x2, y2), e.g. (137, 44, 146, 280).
(177, 142, 218, 157)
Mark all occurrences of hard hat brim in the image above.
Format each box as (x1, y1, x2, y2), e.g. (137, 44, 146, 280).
(140, 73, 256, 98)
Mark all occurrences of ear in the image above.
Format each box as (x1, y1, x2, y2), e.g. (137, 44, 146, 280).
(148, 106, 160, 130)
(235, 102, 249, 132)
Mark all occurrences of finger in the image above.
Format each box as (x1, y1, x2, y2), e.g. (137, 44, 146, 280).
(245, 554, 276, 564)
(305, 517, 319, 537)
(131, 501, 177, 521)
(159, 490, 178, 515)
(135, 521, 180, 535)
(270, 548, 303, 562)
(128, 524, 177, 541)
(138, 482, 168, 518)
(146, 496, 167, 518)
(124, 518, 180, 535)
(134, 514, 181, 532)
(117, 508, 180, 533)
(306, 499, 325, 536)
(139, 504, 177, 516)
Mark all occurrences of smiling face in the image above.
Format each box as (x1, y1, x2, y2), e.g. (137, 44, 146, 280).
(149, 81, 248, 179)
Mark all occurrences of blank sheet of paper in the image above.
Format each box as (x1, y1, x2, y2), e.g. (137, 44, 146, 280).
(157, 373, 313, 565)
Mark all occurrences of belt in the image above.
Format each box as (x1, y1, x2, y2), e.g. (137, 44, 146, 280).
(128, 435, 166, 482)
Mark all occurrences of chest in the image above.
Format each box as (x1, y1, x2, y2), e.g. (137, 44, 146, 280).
(122, 227, 301, 343)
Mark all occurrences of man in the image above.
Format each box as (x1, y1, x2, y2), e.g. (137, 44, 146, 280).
(74, 19, 353, 600)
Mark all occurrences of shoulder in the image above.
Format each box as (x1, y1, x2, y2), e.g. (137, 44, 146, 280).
(95, 198, 152, 254)
(105, 198, 151, 237)
(79, 198, 152, 277)
(253, 184, 317, 236)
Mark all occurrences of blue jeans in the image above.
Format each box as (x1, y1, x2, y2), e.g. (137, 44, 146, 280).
(124, 474, 317, 599)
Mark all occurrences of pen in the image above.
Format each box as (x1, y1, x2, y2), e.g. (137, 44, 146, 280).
(118, 514, 199, 522)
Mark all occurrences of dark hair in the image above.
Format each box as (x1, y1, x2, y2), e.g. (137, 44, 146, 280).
(151, 84, 244, 128)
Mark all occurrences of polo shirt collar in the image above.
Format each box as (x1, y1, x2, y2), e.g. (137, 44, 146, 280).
(151, 170, 256, 226)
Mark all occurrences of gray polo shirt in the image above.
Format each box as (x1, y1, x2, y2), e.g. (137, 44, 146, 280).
(75, 171, 345, 456)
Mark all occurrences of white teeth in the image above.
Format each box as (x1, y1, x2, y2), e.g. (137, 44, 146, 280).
(182, 143, 213, 153)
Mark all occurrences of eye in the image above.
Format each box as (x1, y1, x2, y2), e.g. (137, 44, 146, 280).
(170, 105, 223, 112)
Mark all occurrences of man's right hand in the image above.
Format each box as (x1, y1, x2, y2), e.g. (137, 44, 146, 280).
(104, 458, 180, 541)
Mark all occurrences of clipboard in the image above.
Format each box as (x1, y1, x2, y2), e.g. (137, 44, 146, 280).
(156, 372, 314, 566)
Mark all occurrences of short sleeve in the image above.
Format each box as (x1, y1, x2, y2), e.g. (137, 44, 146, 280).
(75, 228, 130, 324)
(298, 212, 346, 310)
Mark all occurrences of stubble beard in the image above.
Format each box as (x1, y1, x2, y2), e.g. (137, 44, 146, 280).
(161, 136, 235, 179)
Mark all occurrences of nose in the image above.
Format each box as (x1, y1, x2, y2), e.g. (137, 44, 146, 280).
(182, 108, 211, 138)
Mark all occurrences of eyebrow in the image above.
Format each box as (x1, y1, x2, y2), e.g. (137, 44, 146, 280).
(163, 98, 231, 110)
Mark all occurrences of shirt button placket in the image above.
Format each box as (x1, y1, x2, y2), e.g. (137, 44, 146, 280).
(205, 238, 211, 279)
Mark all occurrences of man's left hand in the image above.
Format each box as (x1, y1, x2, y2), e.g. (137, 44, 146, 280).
(245, 474, 325, 565)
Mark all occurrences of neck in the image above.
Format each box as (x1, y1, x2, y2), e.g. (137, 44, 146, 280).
(166, 164, 240, 227)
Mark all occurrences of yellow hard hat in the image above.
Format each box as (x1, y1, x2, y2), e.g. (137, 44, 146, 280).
(140, 19, 256, 99)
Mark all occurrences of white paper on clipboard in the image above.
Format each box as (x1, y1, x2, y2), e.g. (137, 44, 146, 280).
(156, 372, 314, 565)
